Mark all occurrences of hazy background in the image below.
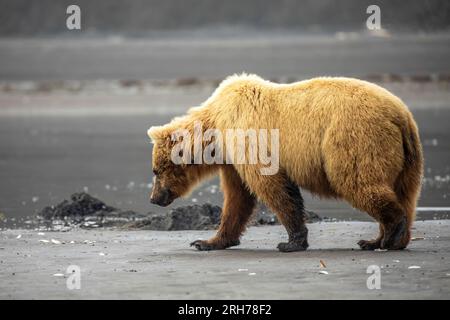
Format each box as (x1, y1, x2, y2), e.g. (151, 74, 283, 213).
(1, 0, 449, 37)
(0, 0, 449, 227)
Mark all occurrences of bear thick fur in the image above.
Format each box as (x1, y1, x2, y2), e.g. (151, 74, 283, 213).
(148, 74, 423, 252)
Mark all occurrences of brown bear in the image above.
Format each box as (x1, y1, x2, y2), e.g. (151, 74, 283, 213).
(147, 74, 423, 252)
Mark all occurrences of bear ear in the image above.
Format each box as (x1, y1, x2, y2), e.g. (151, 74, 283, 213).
(147, 126, 165, 143)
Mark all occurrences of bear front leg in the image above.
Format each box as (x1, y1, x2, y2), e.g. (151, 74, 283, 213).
(190, 166, 256, 251)
(244, 169, 309, 252)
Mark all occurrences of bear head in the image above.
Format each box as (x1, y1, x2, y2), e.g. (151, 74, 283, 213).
(147, 125, 200, 207)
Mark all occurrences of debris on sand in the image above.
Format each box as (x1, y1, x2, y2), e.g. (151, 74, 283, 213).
(37, 192, 146, 230)
(37, 192, 321, 231)
(123, 204, 222, 231)
(124, 203, 322, 231)
(408, 266, 421, 269)
(319, 260, 327, 268)
(319, 270, 329, 275)
(39, 192, 115, 219)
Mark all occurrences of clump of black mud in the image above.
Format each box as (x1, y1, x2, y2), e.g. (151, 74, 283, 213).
(36, 192, 321, 231)
(37, 192, 146, 231)
(123, 204, 222, 231)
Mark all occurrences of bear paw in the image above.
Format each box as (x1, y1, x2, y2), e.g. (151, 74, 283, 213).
(277, 239, 308, 252)
(190, 239, 240, 251)
(357, 239, 381, 250)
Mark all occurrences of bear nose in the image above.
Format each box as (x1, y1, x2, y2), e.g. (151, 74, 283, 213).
(150, 188, 170, 206)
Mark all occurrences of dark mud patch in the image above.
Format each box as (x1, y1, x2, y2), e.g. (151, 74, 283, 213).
(123, 204, 222, 230)
(33, 192, 321, 231)
(36, 192, 147, 231)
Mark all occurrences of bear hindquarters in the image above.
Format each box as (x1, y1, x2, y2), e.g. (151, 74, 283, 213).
(244, 169, 308, 252)
(190, 166, 256, 251)
(322, 115, 420, 251)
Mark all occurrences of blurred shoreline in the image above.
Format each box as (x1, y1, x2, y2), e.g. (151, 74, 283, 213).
(1, 34, 449, 81)
(1, 79, 449, 117)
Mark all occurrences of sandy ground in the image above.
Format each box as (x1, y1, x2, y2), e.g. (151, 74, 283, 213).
(0, 221, 449, 299)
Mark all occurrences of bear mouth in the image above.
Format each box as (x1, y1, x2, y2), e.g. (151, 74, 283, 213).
(150, 188, 177, 207)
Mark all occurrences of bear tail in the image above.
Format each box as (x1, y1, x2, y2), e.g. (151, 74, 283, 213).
(395, 112, 424, 230)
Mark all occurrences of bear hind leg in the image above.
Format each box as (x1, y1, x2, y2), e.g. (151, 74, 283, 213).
(351, 186, 409, 250)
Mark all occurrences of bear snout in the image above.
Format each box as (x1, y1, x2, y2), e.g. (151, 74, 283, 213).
(150, 188, 174, 207)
